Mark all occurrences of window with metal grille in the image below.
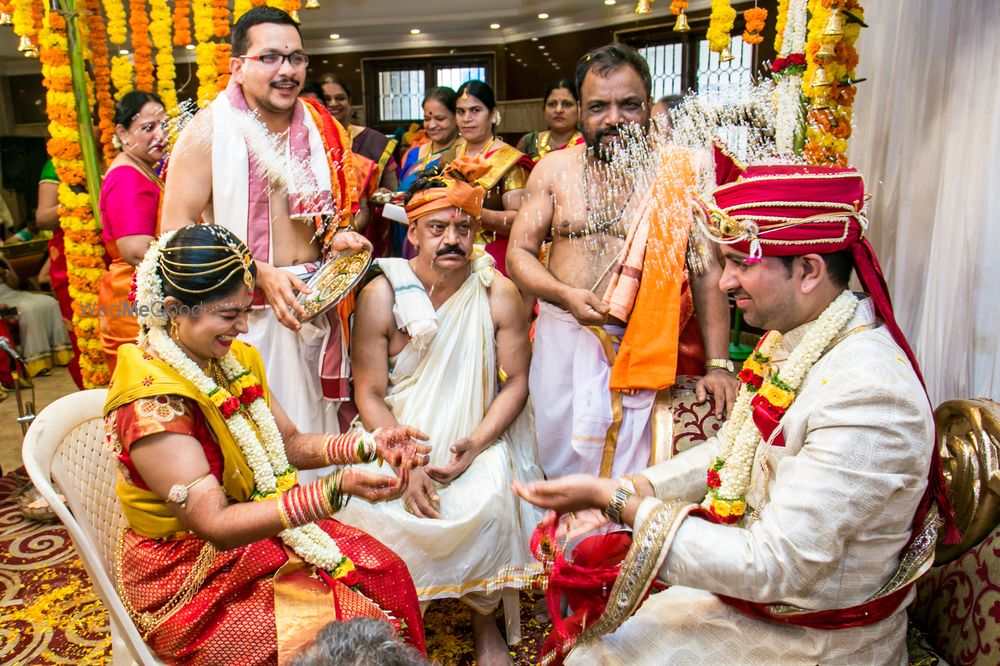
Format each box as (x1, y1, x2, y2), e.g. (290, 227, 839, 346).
(617, 2, 773, 100)
(435, 66, 487, 92)
(377, 69, 426, 122)
(696, 36, 754, 94)
(637, 43, 683, 99)
(364, 55, 493, 130)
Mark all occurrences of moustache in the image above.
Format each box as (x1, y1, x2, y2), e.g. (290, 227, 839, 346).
(435, 245, 466, 258)
(270, 78, 300, 88)
(593, 127, 621, 143)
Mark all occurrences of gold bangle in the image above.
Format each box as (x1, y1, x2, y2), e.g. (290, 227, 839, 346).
(321, 434, 335, 467)
(276, 496, 292, 530)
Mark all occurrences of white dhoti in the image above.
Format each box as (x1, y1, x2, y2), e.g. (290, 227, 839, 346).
(336, 257, 542, 612)
(531, 300, 655, 479)
(240, 265, 340, 483)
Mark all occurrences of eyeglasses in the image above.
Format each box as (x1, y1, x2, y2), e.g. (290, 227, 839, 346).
(240, 52, 309, 68)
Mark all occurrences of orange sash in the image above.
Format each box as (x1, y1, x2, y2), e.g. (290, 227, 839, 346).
(608, 147, 698, 391)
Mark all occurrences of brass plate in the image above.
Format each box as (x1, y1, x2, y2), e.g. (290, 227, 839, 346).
(294, 248, 372, 323)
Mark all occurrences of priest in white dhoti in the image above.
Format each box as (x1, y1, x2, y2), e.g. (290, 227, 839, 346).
(340, 157, 542, 666)
(160, 7, 367, 451)
(512, 156, 959, 665)
(507, 44, 737, 482)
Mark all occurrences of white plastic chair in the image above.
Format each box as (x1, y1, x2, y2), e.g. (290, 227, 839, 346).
(21, 389, 163, 666)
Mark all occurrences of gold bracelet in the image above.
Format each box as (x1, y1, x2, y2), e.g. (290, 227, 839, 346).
(276, 496, 292, 530)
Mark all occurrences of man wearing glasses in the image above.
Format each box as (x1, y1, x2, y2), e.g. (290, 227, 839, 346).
(162, 7, 370, 457)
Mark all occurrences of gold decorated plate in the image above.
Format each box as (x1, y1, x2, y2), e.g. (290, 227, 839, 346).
(295, 248, 372, 322)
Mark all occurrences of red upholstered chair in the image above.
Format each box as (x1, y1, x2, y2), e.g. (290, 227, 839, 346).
(647, 375, 724, 467)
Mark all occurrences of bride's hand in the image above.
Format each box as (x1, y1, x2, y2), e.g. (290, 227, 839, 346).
(340, 467, 408, 504)
(374, 425, 431, 468)
(556, 508, 610, 540)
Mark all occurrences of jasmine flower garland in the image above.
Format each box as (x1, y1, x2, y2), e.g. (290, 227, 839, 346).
(704, 289, 857, 522)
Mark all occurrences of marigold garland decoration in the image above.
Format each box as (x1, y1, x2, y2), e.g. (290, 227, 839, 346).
(83, 0, 116, 163)
(11, 0, 38, 51)
(172, 0, 191, 46)
(39, 5, 110, 389)
(193, 0, 218, 105)
(743, 7, 767, 45)
(802, 0, 863, 166)
(215, 42, 232, 92)
(194, 42, 217, 106)
(110, 54, 134, 100)
(706, 0, 736, 54)
(129, 0, 154, 92)
(773, 0, 789, 53)
(669, 0, 687, 13)
(101, 0, 127, 44)
(233, 0, 252, 21)
(148, 0, 179, 113)
(212, 0, 229, 38)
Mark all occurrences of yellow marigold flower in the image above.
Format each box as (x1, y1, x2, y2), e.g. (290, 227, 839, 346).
(706, 0, 737, 53)
(276, 471, 297, 493)
(712, 498, 731, 518)
(759, 382, 795, 409)
(332, 558, 356, 579)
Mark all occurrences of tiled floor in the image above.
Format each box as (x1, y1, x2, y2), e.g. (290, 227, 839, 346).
(0, 366, 79, 474)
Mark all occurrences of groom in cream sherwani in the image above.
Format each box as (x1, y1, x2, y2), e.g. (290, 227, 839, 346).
(337, 157, 541, 666)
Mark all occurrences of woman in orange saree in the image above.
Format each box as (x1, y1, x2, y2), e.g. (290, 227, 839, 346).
(98, 91, 168, 372)
(105, 224, 428, 664)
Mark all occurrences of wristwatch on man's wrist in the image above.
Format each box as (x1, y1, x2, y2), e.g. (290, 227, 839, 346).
(705, 358, 735, 373)
(603, 477, 638, 524)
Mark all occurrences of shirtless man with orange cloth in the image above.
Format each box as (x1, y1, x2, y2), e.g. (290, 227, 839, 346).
(507, 44, 737, 481)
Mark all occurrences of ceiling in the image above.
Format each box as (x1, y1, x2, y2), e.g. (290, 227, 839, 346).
(0, 0, 711, 76)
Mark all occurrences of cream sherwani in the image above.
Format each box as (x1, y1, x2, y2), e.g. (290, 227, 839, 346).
(336, 255, 542, 612)
(567, 297, 934, 665)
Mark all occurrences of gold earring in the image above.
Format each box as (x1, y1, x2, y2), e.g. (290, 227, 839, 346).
(169, 318, 179, 339)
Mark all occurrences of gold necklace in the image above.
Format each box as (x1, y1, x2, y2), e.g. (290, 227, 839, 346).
(207, 359, 231, 390)
(123, 152, 164, 190)
(457, 136, 495, 159)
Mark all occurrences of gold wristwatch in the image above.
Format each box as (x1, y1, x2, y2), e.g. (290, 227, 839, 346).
(603, 477, 638, 524)
(705, 358, 735, 373)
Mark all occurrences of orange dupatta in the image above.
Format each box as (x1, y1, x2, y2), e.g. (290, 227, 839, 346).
(607, 147, 698, 391)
